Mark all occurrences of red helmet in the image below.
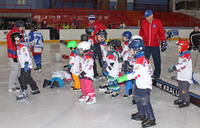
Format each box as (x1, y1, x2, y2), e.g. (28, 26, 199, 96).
(176, 39, 190, 52)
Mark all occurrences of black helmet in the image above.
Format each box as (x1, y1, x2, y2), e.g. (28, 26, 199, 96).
(114, 39, 121, 47)
(10, 32, 23, 45)
(106, 40, 117, 51)
(85, 27, 94, 36)
(81, 34, 88, 42)
(96, 29, 107, 38)
(15, 20, 24, 28)
(31, 24, 38, 31)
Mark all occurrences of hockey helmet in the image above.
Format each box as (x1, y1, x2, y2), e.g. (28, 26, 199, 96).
(176, 39, 190, 52)
(31, 24, 38, 31)
(67, 40, 77, 49)
(114, 39, 121, 47)
(16, 20, 25, 28)
(81, 34, 88, 42)
(85, 27, 94, 36)
(10, 32, 23, 45)
(131, 35, 143, 40)
(129, 37, 145, 56)
(106, 40, 117, 51)
(96, 29, 107, 38)
(78, 41, 90, 51)
(122, 31, 132, 40)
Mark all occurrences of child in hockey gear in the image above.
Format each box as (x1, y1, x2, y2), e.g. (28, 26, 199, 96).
(104, 40, 120, 98)
(43, 69, 73, 89)
(78, 42, 96, 105)
(29, 24, 44, 71)
(114, 39, 124, 87)
(121, 31, 134, 99)
(85, 26, 94, 45)
(67, 41, 81, 91)
(11, 32, 40, 100)
(168, 39, 192, 108)
(117, 37, 156, 127)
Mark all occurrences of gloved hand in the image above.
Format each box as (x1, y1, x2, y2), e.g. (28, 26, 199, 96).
(161, 41, 167, 52)
(124, 61, 133, 72)
(103, 70, 109, 76)
(117, 75, 128, 83)
(79, 71, 86, 79)
(13, 58, 17, 62)
(24, 62, 29, 72)
(118, 57, 123, 63)
(168, 66, 176, 72)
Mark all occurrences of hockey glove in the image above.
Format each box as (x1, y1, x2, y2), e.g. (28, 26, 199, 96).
(13, 58, 18, 62)
(108, 63, 114, 70)
(161, 41, 167, 52)
(79, 71, 86, 79)
(118, 57, 123, 63)
(117, 75, 129, 83)
(168, 66, 176, 72)
(24, 62, 29, 72)
(103, 70, 109, 76)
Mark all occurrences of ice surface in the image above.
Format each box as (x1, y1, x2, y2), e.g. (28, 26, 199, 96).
(0, 42, 200, 128)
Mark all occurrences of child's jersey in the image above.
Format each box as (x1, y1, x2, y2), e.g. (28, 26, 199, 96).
(80, 52, 94, 79)
(116, 48, 122, 72)
(121, 40, 132, 61)
(88, 36, 94, 46)
(29, 31, 44, 53)
(17, 44, 33, 69)
(106, 51, 119, 78)
(69, 49, 80, 76)
(100, 38, 110, 61)
(52, 69, 72, 80)
(175, 50, 192, 83)
(127, 52, 153, 89)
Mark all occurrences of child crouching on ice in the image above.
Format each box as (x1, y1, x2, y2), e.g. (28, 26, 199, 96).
(168, 39, 192, 108)
(78, 41, 96, 105)
(117, 36, 156, 127)
(11, 32, 40, 100)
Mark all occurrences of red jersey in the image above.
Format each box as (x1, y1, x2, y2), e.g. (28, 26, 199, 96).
(87, 20, 105, 44)
(139, 18, 165, 47)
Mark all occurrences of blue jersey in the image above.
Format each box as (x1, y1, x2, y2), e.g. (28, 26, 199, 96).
(29, 31, 44, 53)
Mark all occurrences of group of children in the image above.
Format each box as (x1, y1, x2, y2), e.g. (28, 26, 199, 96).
(8, 21, 196, 127)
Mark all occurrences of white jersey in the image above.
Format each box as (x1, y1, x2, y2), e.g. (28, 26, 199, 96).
(80, 52, 94, 80)
(29, 31, 44, 53)
(100, 38, 110, 61)
(17, 44, 33, 69)
(52, 69, 72, 80)
(106, 51, 119, 78)
(69, 50, 80, 76)
(127, 53, 153, 89)
(175, 50, 192, 83)
(121, 40, 131, 61)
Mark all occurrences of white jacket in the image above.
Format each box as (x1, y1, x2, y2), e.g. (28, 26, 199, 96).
(106, 51, 119, 78)
(17, 44, 33, 69)
(127, 53, 153, 89)
(175, 50, 192, 83)
(69, 50, 80, 76)
(52, 69, 72, 80)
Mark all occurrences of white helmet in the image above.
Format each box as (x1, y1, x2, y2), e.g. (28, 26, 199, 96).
(131, 35, 143, 40)
(78, 41, 90, 51)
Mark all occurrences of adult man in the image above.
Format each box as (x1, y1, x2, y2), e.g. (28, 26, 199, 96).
(189, 26, 200, 51)
(87, 13, 105, 77)
(139, 10, 167, 78)
(7, 20, 25, 92)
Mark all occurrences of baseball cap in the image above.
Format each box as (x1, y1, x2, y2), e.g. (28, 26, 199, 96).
(144, 10, 153, 17)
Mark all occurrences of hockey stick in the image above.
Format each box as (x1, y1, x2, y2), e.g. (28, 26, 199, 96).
(60, 40, 68, 46)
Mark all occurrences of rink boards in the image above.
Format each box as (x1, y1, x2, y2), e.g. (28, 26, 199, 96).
(152, 78, 200, 107)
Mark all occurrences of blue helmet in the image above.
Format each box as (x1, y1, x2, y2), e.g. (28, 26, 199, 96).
(129, 38, 145, 52)
(122, 31, 132, 39)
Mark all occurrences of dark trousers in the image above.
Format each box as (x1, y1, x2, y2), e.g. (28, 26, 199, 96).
(145, 46, 161, 78)
(178, 80, 190, 102)
(93, 59, 99, 78)
(18, 69, 38, 91)
(94, 44, 103, 68)
(134, 86, 155, 120)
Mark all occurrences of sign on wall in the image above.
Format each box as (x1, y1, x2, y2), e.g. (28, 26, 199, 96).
(18, 0, 25, 5)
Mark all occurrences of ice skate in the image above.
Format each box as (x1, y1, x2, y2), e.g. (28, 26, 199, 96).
(99, 85, 108, 92)
(111, 92, 119, 99)
(79, 95, 89, 102)
(72, 88, 81, 92)
(132, 98, 136, 105)
(123, 94, 133, 99)
(30, 89, 40, 95)
(105, 90, 113, 95)
(179, 101, 190, 108)
(43, 79, 52, 88)
(174, 99, 182, 105)
(8, 87, 20, 93)
(34, 66, 42, 72)
(86, 97, 97, 105)
(16, 90, 29, 100)
(50, 81, 59, 88)
(131, 112, 146, 121)
(142, 119, 156, 127)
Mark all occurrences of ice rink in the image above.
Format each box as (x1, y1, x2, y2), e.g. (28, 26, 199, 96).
(0, 40, 200, 128)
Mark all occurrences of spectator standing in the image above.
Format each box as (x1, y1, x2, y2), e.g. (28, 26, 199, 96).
(41, 19, 47, 29)
(120, 21, 126, 29)
(8, 21, 12, 30)
(87, 13, 105, 77)
(31, 18, 38, 28)
(0, 20, 7, 30)
(56, 24, 63, 33)
(63, 22, 69, 29)
(11, 21, 15, 29)
(139, 10, 167, 78)
(74, 18, 79, 29)
(189, 26, 200, 51)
